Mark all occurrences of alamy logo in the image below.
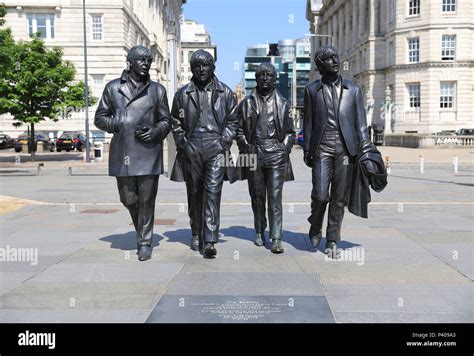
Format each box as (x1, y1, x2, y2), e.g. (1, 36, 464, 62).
(18, 330, 56, 349)
(217, 151, 257, 171)
(324, 247, 365, 265)
(0, 245, 38, 265)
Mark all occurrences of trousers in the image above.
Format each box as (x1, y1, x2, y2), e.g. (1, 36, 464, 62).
(248, 139, 288, 241)
(182, 134, 226, 244)
(308, 133, 353, 242)
(116, 175, 159, 246)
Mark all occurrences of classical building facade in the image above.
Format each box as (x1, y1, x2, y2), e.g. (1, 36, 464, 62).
(179, 19, 216, 87)
(1, 0, 185, 138)
(306, 0, 474, 134)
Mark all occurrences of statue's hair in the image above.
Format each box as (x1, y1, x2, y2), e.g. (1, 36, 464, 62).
(190, 50, 215, 68)
(127, 45, 152, 62)
(255, 62, 277, 78)
(314, 45, 338, 67)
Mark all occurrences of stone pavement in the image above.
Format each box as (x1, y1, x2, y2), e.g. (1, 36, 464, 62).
(0, 146, 472, 323)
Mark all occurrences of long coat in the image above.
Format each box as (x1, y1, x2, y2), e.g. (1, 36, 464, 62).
(94, 71, 171, 177)
(235, 89, 295, 181)
(303, 78, 370, 157)
(169, 77, 239, 183)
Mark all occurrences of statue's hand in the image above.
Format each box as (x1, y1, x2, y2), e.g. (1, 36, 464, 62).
(111, 117, 123, 133)
(303, 151, 313, 168)
(137, 126, 159, 143)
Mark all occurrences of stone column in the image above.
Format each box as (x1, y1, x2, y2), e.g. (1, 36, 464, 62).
(369, 0, 376, 36)
(332, 14, 338, 48)
(338, 8, 344, 53)
(359, 0, 366, 39)
(352, 0, 358, 46)
(345, 2, 351, 50)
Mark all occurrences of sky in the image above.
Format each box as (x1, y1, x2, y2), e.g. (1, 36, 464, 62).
(182, 0, 309, 89)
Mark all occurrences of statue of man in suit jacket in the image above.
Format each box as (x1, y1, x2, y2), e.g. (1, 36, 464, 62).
(170, 50, 238, 259)
(94, 45, 171, 261)
(236, 63, 295, 254)
(303, 46, 370, 259)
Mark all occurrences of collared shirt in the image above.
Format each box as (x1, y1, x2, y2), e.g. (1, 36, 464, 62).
(322, 75, 342, 135)
(252, 91, 277, 140)
(194, 79, 220, 134)
(126, 72, 148, 98)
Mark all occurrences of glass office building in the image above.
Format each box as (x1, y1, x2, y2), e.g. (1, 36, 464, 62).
(243, 38, 311, 128)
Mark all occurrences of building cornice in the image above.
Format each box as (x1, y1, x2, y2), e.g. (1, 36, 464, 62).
(388, 61, 474, 71)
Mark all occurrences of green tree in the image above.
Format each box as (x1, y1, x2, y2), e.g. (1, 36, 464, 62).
(0, 4, 96, 160)
(0, 3, 14, 78)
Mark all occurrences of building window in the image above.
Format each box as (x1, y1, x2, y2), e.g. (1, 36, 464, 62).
(441, 35, 456, 60)
(27, 14, 55, 39)
(92, 15, 103, 41)
(440, 82, 455, 108)
(408, 37, 419, 63)
(442, 0, 456, 12)
(407, 83, 421, 108)
(408, 0, 420, 16)
(92, 74, 104, 86)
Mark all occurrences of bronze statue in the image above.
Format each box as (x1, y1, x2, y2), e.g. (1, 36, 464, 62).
(236, 63, 295, 253)
(303, 46, 370, 259)
(170, 50, 238, 259)
(94, 45, 171, 261)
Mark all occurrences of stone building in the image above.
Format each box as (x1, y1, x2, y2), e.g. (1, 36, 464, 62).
(1, 0, 185, 138)
(179, 19, 216, 87)
(306, 0, 474, 134)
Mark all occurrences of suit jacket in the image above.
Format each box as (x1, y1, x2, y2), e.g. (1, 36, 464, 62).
(94, 70, 171, 177)
(235, 88, 295, 181)
(349, 141, 388, 218)
(303, 78, 369, 157)
(170, 76, 239, 182)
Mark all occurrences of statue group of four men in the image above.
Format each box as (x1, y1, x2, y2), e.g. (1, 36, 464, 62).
(95, 44, 372, 261)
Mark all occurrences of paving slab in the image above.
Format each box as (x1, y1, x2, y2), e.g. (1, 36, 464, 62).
(165, 272, 325, 296)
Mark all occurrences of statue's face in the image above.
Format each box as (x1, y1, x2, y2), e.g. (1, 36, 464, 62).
(256, 69, 276, 93)
(192, 61, 214, 84)
(130, 54, 152, 78)
(318, 53, 340, 76)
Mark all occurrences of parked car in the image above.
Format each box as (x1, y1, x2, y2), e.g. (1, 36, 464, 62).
(431, 130, 456, 136)
(0, 134, 14, 149)
(455, 128, 474, 136)
(56, 132, 88, 152)
(14, 133, 55, 152)
(296, 130, 304, 147)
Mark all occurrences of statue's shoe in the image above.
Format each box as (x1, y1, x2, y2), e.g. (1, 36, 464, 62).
(254, 233, 266, 247)
(324, 242, 341, 259)
(271, 240, 284, 254)
(203, 243, 217, 259)
(138, 245, 152, 261)
(190, 235, 200, 251)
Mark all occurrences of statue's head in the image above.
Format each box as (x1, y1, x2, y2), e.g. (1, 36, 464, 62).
(190, 50, 215, 86)
(255, 62, 277, 95)
(126, 45, 153, 79)
(314, 45, 339, 77)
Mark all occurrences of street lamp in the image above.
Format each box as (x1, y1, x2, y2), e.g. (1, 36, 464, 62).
(82, 0, 91, 163)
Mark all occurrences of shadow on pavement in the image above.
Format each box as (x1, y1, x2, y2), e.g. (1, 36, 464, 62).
(162, 228, 231, 248)
(100, 231, 164, 251)
(220, 225, 309, 252)
(221, 225, 362, 253)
